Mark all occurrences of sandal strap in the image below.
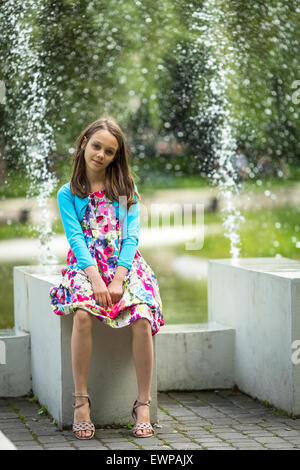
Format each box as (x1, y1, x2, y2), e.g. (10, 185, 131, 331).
(72, 393, 91, 409)
(73, 421, 95, 432)
(133, 398, 151, 410)
(133, 421, 154, 433)
(132, 398, 152, 422)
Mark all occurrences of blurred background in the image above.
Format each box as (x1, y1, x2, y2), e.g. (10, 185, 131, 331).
(1, 0, 300, 329)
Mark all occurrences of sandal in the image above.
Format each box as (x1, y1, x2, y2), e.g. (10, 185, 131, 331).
(72, 393, 95, 440)
(131, 398, 154, 438)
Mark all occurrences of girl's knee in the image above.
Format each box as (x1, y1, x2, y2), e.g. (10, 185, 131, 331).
(73, 309, 93, 329)
(132, 318, 151, 333)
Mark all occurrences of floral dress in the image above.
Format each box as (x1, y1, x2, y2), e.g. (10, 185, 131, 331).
(49, 189, 165, 336)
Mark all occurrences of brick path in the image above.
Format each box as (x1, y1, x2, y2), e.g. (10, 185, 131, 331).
(1, 389, 300, 450)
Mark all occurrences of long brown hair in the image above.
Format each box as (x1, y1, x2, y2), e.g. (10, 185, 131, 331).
(70, 117, 140, 210)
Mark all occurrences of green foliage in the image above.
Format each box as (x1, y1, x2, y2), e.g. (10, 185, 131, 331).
(1, 0, 300, 182)
(223, 0, 300, 164)
(37, 405, 48, 415)
(29, 396, 39, 403)
(157, 38, 221, 176)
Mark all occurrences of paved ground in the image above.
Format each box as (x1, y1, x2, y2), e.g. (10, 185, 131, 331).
(1, 389, 300, 450)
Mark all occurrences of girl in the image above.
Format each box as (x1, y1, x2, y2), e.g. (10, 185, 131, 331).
(49, 117, 164, 440)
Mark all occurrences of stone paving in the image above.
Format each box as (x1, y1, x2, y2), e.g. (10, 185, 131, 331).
(1, 388, 300, 450)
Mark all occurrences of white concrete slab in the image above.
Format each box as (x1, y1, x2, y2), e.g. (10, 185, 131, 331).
(157, 323, 235, 391)
(208, 257, 300, 416)
(0, 431, 17, 450)
(0, 329, 31, 397)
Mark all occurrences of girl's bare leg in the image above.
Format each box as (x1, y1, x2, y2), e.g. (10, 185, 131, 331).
(71, 308, 93, 438)
(131, 318, 153, 436)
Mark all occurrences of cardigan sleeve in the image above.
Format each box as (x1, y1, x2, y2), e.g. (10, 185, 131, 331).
(116, 184, 140, 271)
(57, 185, 97, 271)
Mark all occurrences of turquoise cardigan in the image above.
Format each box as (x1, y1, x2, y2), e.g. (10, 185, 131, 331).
(57, 181, 140, 271)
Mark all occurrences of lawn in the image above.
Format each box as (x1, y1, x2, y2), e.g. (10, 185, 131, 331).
(171, 205, 300, 261)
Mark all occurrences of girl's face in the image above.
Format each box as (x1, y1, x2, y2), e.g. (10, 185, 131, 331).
(81, 129, 118, 175)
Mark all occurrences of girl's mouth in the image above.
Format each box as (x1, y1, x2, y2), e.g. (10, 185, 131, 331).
(93, 160, 103, 166)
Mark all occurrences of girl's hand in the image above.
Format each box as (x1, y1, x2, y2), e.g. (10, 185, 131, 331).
(108, 278, 124, 305)
(90, 274, 113, 310)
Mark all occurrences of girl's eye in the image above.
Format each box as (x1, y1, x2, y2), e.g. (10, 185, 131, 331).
(93, 144, 113, 155)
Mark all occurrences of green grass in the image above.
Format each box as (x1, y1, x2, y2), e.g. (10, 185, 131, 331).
(141, 174, 210, 192)
(239, 206, 300, 259)
(142, 246, 207, 324)
(173, 205, 300, 261)
(0, 222, 39, 240)
(0, 260, 36, 329)
(0, 219, 64, 241)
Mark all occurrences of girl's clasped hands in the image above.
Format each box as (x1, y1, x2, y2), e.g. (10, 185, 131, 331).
(90, 273, 123, 310)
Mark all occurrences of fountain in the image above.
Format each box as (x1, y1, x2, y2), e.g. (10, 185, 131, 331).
(1, 0, 300, 422)
(0, 0, 59, 265)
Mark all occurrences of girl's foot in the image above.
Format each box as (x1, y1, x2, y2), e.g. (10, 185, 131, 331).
(134, 402, 153, 437)
(73, 396, 93, 439)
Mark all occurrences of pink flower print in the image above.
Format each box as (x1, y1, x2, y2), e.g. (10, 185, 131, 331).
(67, 249, 76, 265)
(144, 282, 155, 297)
(96, 215, 104, 223)
(104, 246, 114, 257)
(100, 224, 109, 234)
(99, 261, 108, 272)
(67, 270, 76, 281)
(137, 269, 143, 277)
(77, 293, 90, 302)
(94, 190, 105, 197)
(55, 309, 64, 316)
(61, 268, 67, 276)
(70, 279, 74, 288)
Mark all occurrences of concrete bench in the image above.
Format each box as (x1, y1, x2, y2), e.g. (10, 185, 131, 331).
(10, 265, 235, 428)
(0, 328, 31, 397)
(13, 265, 158, 429)
(156, 323, 235, 391)
(208, 257, 300, 416)
(4, 256, 300, 423)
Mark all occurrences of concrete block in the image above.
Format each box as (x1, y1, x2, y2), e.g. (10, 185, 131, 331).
(208, 257, 300, 416)
(13, 265, 157, 429)
(156, 323, 235, 391)
(0, 328, 31, 397)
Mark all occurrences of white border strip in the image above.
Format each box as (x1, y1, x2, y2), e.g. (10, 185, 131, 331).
(0, 431, 17, 450)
